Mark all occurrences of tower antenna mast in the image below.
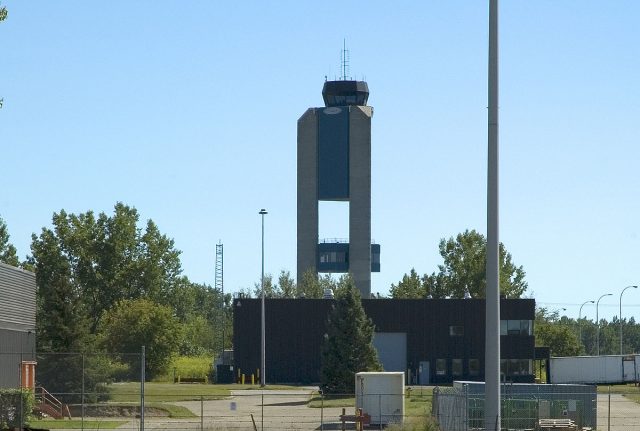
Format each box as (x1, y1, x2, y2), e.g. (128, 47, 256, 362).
(341, 39, 350, 80)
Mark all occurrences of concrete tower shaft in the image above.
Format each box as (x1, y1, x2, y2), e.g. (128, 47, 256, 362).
(297, 80, 378, 298)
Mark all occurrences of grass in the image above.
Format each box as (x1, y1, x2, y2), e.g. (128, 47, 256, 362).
(596, 383, 640, 394)
(308, 395, 354, 408)
(30, 419, 127, 429)
(106, 381, 306, 403)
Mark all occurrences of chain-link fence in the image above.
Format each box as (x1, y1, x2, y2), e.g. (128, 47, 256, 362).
(4, 352, 640, 431)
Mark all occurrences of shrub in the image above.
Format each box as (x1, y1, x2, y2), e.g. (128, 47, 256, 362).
(0, 388, 34, 429)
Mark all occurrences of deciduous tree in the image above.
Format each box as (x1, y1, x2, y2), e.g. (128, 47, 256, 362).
(100, 298, 181, 379)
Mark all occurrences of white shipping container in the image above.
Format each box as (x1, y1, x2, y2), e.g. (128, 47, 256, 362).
(549, 355, 640, 384)
(355, 372, 404, 425)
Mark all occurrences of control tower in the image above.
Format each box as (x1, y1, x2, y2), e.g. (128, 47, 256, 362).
(297, 79, 380, 298)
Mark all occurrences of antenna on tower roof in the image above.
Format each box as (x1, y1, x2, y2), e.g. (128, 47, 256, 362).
(340, 39, 350, 80)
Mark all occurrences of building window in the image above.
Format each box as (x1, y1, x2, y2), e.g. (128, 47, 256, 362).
(500, 359, 532, 377)
(319, 251, 347, 263)
(452, 359, 463, 376)
(500, 320, 532, 336)
(436, 359, 447, 376)
(449, 325, 464, 336)
(469, 359, 480, 376)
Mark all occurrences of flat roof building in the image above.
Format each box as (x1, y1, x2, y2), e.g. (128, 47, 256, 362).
(233, 297, 538, 385)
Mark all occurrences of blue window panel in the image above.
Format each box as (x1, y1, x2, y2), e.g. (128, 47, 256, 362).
(317, 108, 349, 200)
(371, 243, 381, 272)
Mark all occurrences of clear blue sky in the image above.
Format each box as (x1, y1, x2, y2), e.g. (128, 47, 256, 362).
(2, 1, 638, 321)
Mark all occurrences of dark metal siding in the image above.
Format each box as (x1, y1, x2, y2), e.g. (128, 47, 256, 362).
(0, 263, 36, 331)
(233, 298, 535, 384)
(317, 108, 349, 200)
(0, 328, 35, 387)
(0, 263, 37, 388)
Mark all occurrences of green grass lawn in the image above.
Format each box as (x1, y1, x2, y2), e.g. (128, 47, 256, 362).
(307, 395, 354, 408)
(30, 419, 127, 429)
(106, 381, 306, 402)
(597, 384, 640, 394)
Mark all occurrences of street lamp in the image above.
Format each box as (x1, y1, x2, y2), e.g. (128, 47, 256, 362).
(578, 300, 594, 348)
(259, 208, 268, 387)
(619, 285, 638, 355)
(596, 293, 613, 356)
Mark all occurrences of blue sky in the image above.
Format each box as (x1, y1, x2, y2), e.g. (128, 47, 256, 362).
(1, 1, 638, 321)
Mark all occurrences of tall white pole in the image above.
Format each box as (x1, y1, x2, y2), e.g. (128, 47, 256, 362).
(596, 293, 612, 356)
(485, 1, 500, 431)
(619, 285, 637, 355)
(259, 209, 267, 387)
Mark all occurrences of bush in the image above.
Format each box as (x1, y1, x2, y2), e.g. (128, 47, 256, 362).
(0, 388, 34, 429)
(154, 356, 213, 382)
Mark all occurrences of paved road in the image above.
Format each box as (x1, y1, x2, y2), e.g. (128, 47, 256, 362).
(597, 393, 640, 431)
(136, 389, 349, 430)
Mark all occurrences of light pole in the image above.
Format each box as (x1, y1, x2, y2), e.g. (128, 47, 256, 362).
(484, 2, 501, 431)
(259, 208, 267, 387)
(578, 300, 594, 348)
(596, 293, 613, 356)
(619, 285, 638, 355)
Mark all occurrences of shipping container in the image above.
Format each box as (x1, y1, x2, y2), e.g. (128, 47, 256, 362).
(549, 355, 640, 384)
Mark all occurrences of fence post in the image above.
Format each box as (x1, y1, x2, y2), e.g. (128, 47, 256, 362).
(201, 395, 204, 431)
(82, 353, 85, 431)
(320, 390, 324, 431)
(608, 385, 611, 431)
(19, 352, 24, 429)
(464, 383, 469, 431)
(140, 346, 145, 431)
(379, 393, 382, 430)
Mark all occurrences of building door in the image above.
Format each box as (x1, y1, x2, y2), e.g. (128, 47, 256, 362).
(419, 361, 430, 385)
(372, 332, 407, 372)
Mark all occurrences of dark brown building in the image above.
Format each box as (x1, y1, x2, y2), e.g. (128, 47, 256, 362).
(233, 298, 537, 385)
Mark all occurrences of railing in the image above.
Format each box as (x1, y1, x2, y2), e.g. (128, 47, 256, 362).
(35, 386, 67, 419)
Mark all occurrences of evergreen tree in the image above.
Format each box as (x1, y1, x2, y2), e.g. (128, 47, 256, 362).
(320, 280, 381, 394)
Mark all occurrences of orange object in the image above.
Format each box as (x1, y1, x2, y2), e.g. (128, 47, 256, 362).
(21, 361, 37, 389)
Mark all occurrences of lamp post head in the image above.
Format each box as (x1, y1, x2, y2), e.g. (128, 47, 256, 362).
(259, 209, 268, 215)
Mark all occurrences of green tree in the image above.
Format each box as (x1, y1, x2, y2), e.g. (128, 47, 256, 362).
(278, 270, 296, 298)
(0, 216, 19, 266)
(253, 273, 277, 297)
(320, 280, 382, 394)
(434, 230, 527, 298)
(30, 227, 92, 401)
(390, 269, 425, 298)
(534, 308, 581, 356)
(100, 298, 181, 379)
(30, 203, 184, 333)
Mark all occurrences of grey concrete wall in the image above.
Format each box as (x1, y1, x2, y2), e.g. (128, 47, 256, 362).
(297, 109, 319, 285)
(349, 105, 373, 298)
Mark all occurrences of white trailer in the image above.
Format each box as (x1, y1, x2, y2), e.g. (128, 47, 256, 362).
(549, 355, 640, 384)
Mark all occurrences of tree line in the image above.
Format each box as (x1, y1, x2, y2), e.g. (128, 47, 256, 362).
(1, 205, 231, 398)
(535, 307, 640, 357)
(4, 210, 639, 394)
